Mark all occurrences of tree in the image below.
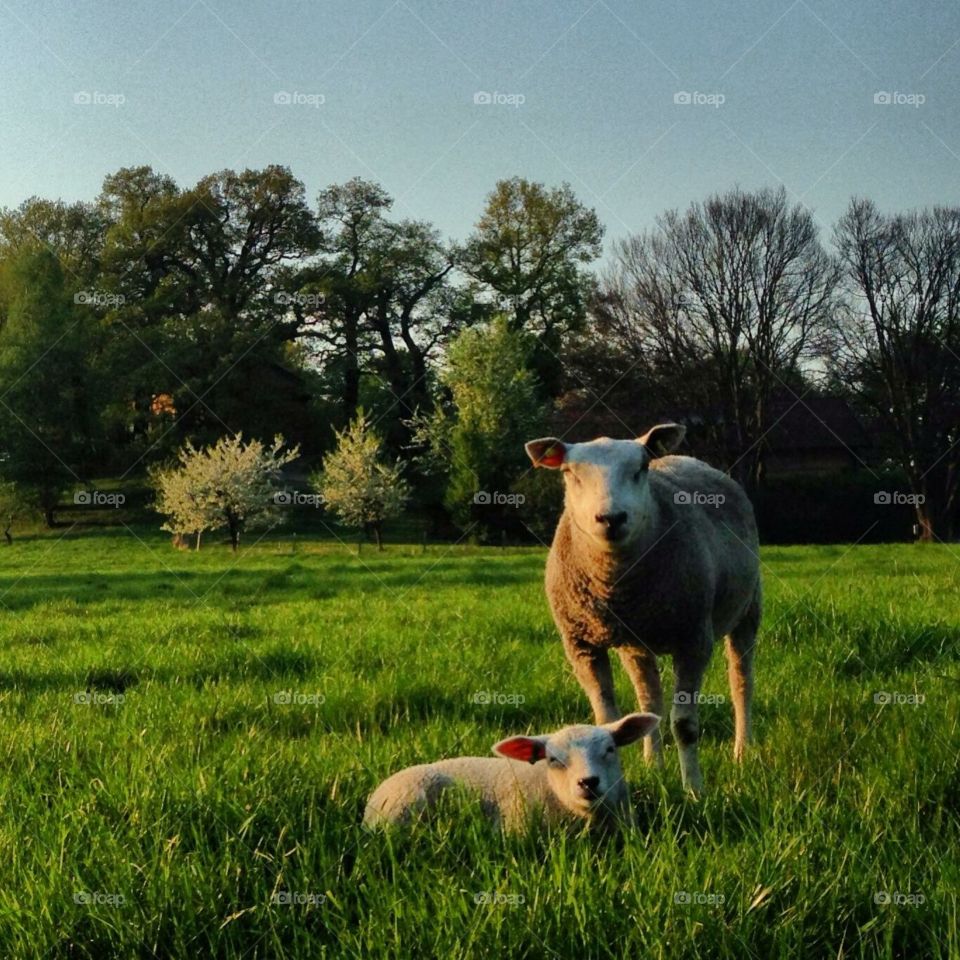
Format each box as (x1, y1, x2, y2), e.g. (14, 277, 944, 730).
(97, 165, 322, 453)
(598, 186, 839, 490)
(0, 248, 99, 526)
(313, 411, 409, 550)
(413, 316, 546, 539)
(833, 199, 960, 540)
(458, 178, 603, 393)
(300, 179, 457, 439)
(151, 434, 298, 550)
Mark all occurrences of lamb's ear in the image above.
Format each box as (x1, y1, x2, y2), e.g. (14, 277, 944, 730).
(638, 423, 686, 459)
(525, 438, 567, 469)
(605, 713, 660, 747)
(493, 735, 548, 764)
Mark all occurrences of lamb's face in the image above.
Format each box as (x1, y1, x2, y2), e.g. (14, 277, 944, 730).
(493, 713, 660, 821)
(542, 726, 629, 816)
(525, 425, 686, 553)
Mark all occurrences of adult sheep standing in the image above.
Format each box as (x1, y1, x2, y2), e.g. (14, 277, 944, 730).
(525, 425, 761, 792)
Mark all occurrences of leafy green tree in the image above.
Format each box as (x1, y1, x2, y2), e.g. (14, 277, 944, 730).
(0, 248, 98, 526)
(312, 411, 409, 550)
(458, 178, 603, 393)
(151, 434, 298, 551)
(415, 316, 546, 538)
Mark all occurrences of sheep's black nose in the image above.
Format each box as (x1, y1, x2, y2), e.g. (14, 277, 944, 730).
(596, 512, 628, 539)
(577, 776, 600, 795)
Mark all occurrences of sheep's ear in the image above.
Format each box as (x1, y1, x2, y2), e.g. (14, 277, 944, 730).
(605, 713, 660, 747)
(493, 735, 548, 764)
(525, 438, 567, 469)
(638, 424, 685, 459)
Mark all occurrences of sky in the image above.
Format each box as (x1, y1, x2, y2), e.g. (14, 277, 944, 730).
(1, 0, 958, 256)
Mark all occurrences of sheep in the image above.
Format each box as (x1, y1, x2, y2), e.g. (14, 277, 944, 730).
(525, 425, 761, 793)
(362, 713, 659, 832)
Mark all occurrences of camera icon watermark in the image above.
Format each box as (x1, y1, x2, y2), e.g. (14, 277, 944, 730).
(673, 90, 725, 108)
(271, 891, 326, 906)
(274, 91, 325, 107)
(873, 691, 925, 706)
(673, 490, 725, 508)
(874, 891, 925, 906)
(873, 491, 925, 505)
(74, 490, 125, 509)
(273, 490, 323, 508)
(873, 91, 925, 107)
(673, 691, 725, 705)
(471, 690, 525, 706)
(74, 691, 126, 706)
(473, 91, 525, 108)
(272, 690, 326, 706)
(74, 891, 125, 905)
(473, 891, 526, 906)
(74, 91, 125, 108)
(74, 290, 125, 308)
(674, 891, 725, 905)
(473, 491, 525, 507)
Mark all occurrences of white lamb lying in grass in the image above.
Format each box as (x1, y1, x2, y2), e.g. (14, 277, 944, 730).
(363, 713, 659, 832)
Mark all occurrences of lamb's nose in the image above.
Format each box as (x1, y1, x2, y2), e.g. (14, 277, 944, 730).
(596, 512, 628, 538)
(577, 776, 600, 795)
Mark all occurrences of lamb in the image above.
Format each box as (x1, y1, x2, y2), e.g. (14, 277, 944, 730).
(362, 713, 659, 832)
(525, 425, 761, 793)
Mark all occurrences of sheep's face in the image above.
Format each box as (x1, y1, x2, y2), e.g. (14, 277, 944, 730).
(493, 713, 659, 819)
(525, 425, 686, 553)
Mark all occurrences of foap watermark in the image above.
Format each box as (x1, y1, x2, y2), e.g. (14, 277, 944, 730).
(874, 691, 925, 706)
(274, 490, 323, 508)
(874, 491, 924, 506)
(674, 691, 725, 705)
(472, 690, 525, 706)
(271, 891, 326, 906)
(473, 891, 526, 906)
(874, 891, 925, 906)
(473, 491, 525, 507)
(274, 291, 325, 308)
(274, 90, 325, 108)
(74, 91, 125, 108)
(74, 290, 125, 308)
(273, 690, 326, 706)
(74, 691, 126, 706)
(74, 891, 125, 906)
(674, 891, 725, 906)
(674, 90, 725, 108)
(874, 91, 925, 108)
(674, 490, 725, 508)
(74, 490, 125, 509)
(473, 91, 525, 108)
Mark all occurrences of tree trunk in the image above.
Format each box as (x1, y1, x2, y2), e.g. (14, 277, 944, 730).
(196, 530, 202, 551)
(44, 506, 56, 528)
(374, 524, 383, 551)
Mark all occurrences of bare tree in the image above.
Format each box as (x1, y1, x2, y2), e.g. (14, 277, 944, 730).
(598, 186, 839, 489)
(834, 198, 960, 541)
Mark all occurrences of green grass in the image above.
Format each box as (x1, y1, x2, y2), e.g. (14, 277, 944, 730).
(0, 528, 956, 958)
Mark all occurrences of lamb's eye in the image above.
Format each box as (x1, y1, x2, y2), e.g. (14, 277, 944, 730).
(547, 756, 565, 768)
(606, 745, 616, 755)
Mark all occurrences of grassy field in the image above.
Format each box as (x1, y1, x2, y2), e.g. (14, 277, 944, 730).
(0, 527, 956, 958)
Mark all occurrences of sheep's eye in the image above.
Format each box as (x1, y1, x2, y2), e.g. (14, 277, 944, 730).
(606, 745, 616, 755)
(547, 756, 565, 768)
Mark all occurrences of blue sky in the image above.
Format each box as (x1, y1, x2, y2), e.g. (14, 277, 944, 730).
(1, 0, 958, 254)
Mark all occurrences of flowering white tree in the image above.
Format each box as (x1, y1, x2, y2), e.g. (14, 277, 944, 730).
(152, 434, 299, 551)
(313, 412, 409, 550)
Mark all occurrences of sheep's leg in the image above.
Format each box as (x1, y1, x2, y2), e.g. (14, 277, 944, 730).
(671, 650, 709, 794)
(565, 638, 619, 723)
(726, 596, 758, 762)
(616, 649, 664, 766)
